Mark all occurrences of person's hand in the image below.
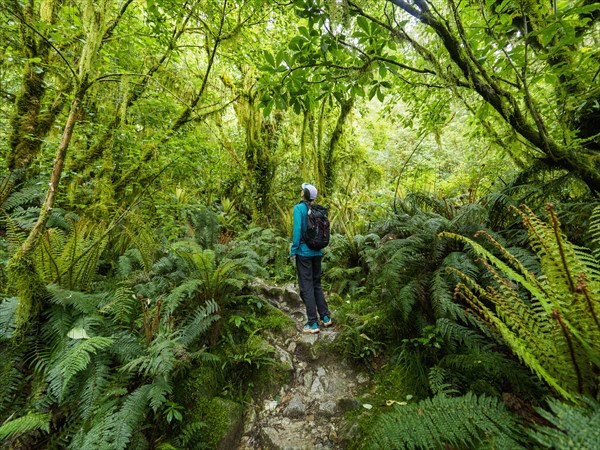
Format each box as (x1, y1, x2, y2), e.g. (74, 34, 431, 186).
(289, 255, 296, 265)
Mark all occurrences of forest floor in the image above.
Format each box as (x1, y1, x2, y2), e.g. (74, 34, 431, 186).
(236, 282, 372, 449)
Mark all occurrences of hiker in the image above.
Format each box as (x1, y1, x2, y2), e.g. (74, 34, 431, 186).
(291, 182, 333, 334)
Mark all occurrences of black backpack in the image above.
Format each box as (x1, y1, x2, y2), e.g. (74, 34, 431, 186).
(302, 201, 330, 250)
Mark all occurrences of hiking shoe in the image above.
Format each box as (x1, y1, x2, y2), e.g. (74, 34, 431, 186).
(303, 323, 320, 334)
(322, 315, 333, 328)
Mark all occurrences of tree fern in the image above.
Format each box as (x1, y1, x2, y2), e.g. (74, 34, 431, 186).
(370, 393, 525, 449)
(34, 218, 108, 291)
(0, 412, 50, 441)
(441, 204, 600, 400)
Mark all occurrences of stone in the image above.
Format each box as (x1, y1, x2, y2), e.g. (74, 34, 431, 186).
(264, 400, 278, 412)
(205, 397, 244, 450)
(303, 371, 313, 388)
(283, 394, 305, 418)
(356, 372, 370, 384)
(261, 423, 314, 450)
(311, 376, 324, 394)
(318, 400, 337, 417)
(275, 345, 294, 370)
(287, 341, 297, 353)
(242, 407, 256, 434)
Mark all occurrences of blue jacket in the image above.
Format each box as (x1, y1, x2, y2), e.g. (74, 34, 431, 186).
(291, 201, 323, 257)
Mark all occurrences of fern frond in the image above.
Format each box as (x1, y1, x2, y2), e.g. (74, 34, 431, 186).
(590, 205, 600, 262)
(34, 218, 108, 290)
(48, 336, 114, 400)
(148, 375, 172, 413)
(442, 202, 600, 400)
(0, 297, 18, 339)
(100, 286, 137, 325)
(111, 331, 145, 365)
(46, 284, 100, 315)
(435, 318, 489, 352)
(109, 385, 151, 450)
(179, 300, 220, 347)
(162, 279, 203, 316)
(122, 330, 179, 378)
(75, 354, 112, 422)
(0, 412, 50, 441)
(372, 392, 524, 449)
(529, 396, 600, 448)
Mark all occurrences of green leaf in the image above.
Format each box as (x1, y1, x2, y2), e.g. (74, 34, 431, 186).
(67, 326, 90, 339)
(356, 16, 370, 33)
(0, 413, 50, 440)
(263, 50, 275, 67)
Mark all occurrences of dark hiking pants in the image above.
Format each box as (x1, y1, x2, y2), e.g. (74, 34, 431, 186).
(296, 255, 330, 325)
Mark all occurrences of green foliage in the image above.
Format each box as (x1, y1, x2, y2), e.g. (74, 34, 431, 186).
(529, 397, 600, 448)
(34, 217, 108, 291)
(0, 412, 50, 441)
(443, 205, 600, 400)
(370, 393, 525, 450)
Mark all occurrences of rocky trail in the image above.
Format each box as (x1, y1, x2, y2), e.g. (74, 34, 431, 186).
(237, 282, 371, 449)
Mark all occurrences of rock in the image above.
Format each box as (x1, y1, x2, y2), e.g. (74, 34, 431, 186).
(338, 418, 361, 447)
(264, 400, 278, 412)
(242, 407, 256, 434)
(356, 372, 370, 384)
(208, 398, 244, 450)
(282, 283, 304, 308)
(318, 400, 337, 417)
(283, 394, 305, 418)
(287, 341, 297, 353)
(261, 423, 314, 450)
(311, 376, 324, 394)
(298, 334, 319, 346)
(275, 345, 294, 370)
(304, 371, 314, 388)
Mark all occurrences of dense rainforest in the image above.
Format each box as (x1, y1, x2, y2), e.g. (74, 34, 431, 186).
(1, 0, 600, 448)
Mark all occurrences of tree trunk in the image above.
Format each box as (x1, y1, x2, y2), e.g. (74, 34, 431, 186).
(8, 90, 84, 334)
(324, 97, 353, 196)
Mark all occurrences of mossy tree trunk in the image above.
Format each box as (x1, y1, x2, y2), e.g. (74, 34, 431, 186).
(324, 97, 353, 197)
(7, 0, 128, 333)
(235, 68, 281, 222)
(6, 0, 71, 171)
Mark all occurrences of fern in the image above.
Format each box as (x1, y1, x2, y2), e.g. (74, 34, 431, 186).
(441, 204, 600, 400)
(48, 336, 114, 400)
(34, 218, 108, 291)
(0, 412, 50, 441)
(73, 384, 152, 450)
(529, 396, 600, 448)
(0, 297, 18, 339)
(371, 393, 525, 449)
(179, 299, 219, 347)
(590, 205, 600, 261)
(122, 330, 180, 378)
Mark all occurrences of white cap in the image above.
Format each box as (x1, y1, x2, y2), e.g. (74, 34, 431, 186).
(301, 183, 318, 200)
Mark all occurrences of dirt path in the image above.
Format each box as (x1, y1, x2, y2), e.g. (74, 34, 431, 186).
(237, 282, 370, 449)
